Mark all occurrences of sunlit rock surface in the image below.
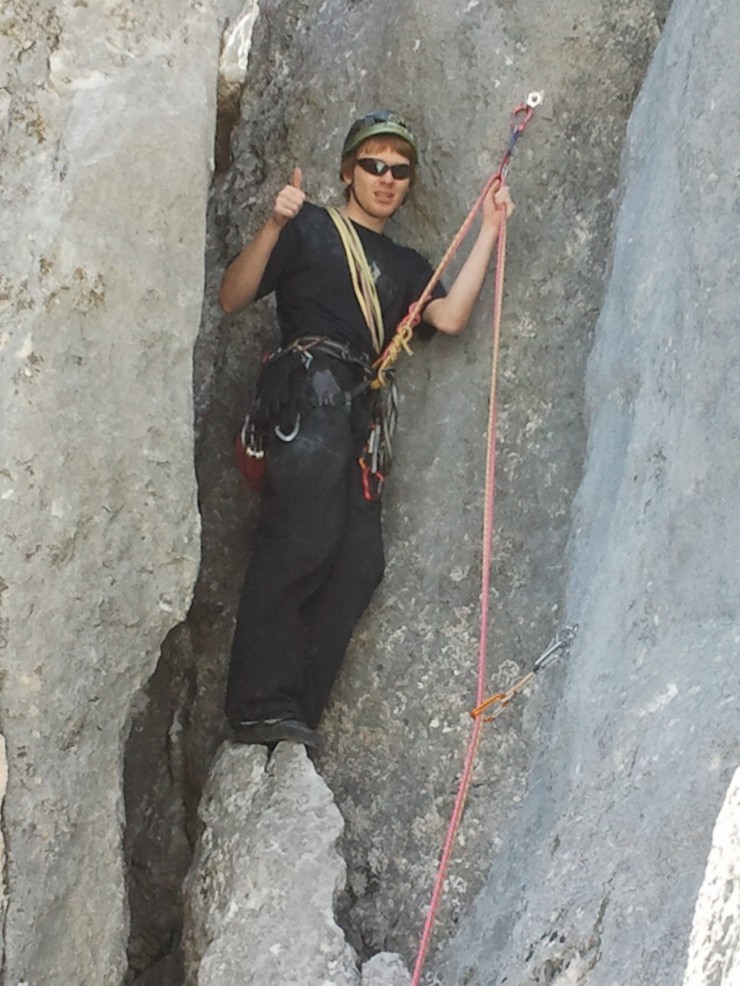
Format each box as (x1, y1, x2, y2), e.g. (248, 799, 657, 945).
(0, 0, 239, 980)
(2, 0, 738, 982)
(683, 768, 740, 986)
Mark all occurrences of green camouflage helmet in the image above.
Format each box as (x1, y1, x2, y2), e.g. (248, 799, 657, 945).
(341, 110, 418, 164)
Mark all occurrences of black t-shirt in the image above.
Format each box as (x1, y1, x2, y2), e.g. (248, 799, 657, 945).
(256, 203, 446, 358)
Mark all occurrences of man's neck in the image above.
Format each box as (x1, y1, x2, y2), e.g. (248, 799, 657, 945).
(341, 197, 387, 234)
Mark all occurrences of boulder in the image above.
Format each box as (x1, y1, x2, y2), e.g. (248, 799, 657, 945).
(182, 742, 409, 986)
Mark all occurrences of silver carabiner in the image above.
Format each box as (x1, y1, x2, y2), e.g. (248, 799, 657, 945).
(533, 623, 578, 672)
(274, 414, 301, 442)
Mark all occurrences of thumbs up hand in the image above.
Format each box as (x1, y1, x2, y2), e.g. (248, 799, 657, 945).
(272, 167, 305, 227)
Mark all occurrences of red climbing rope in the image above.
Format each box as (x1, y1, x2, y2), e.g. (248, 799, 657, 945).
(409, 93, 542, 986)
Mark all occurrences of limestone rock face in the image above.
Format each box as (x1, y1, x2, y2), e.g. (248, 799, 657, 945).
(0, 0, 239, 981)
(196, 0, 668, 972)
(361, 952, 412, 986)
(2, 0, 738, 981)
(435, 0, 740, 982)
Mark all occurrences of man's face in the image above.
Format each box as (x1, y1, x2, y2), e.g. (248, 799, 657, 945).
(343, 139, 411, 224)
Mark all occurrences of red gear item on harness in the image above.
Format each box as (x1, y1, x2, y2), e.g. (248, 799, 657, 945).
(235, 432, 265, 493)
(359, 456, 384, 502)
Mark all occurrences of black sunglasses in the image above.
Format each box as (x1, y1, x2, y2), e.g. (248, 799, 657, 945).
(356, 157, 412, 181)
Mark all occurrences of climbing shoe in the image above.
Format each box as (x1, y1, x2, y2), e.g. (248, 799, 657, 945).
(232, 717, 320, 749)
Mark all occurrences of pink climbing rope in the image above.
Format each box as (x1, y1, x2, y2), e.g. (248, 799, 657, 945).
(410, 205, 507, 986)
(409, 94, 540, 985)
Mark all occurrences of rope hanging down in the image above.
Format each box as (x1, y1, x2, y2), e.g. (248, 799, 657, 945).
(410, 628, 577, 985)
(409, 92, 553, 986)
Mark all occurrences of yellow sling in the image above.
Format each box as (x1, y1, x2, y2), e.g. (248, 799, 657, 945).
(326, 207, 384, 356)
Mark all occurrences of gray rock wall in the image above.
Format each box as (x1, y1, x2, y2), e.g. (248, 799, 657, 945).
(183, 744, 360, 986)
(437, 0, 740, 982)
(0, 0, 239, 981)
(3, 0, 737, 982)
(193, 0, 666, 972)
(182, 743, 411, 986)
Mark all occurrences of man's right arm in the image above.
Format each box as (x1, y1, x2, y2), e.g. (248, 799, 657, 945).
(219, 168, 305, 315)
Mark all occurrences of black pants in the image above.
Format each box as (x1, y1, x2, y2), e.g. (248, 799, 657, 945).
(225, 355, 385, 730)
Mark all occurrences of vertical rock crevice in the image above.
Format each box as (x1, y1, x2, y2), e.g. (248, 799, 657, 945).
(122, 6, 261, 982)
(123, 626, 201, 986)
(3, 0, 736, 983)
(120, 1, 702, 984)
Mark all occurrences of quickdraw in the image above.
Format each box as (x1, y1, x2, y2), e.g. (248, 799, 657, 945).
(496, 90, 543, 182)
(471, 625, 578, 721)
(411, 624, 575, 986)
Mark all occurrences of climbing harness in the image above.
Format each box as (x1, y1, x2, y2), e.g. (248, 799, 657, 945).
(234, 336, 372, 491)
(407, 92, 549, 986)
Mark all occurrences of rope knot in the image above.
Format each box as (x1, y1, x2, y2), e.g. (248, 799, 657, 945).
(372, 318, 415, 388)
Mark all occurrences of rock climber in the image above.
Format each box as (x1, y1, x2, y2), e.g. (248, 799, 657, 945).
(219, 110, 514, 747)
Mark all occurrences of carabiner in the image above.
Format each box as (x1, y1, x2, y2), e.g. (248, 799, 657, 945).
(274, 414, 301, 442)
(471, 691, 512, 721)
(533, 624, 578, 672)
(509, 91, 543, 137)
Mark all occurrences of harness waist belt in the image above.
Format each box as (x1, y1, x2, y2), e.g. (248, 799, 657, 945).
(265, 335, 372, 376)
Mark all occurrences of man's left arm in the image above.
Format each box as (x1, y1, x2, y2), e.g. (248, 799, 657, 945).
(423, 183, 515, 336)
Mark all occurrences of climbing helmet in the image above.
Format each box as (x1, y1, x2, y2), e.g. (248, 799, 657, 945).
(341, 110, 418, 165)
